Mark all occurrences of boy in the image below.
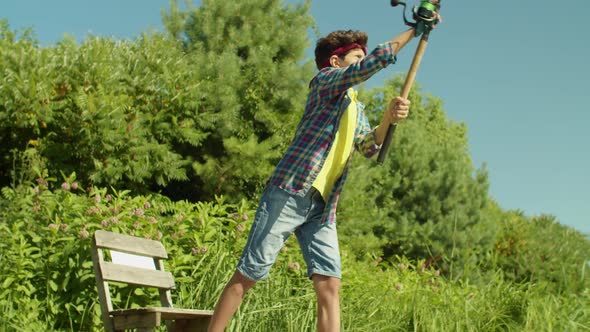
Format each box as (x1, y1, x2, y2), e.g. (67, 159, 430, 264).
(208, 28, 417, 332)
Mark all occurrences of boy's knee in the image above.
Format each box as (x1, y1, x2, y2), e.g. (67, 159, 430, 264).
(228, 270, 257, 297)
(312, 275, 341, 301)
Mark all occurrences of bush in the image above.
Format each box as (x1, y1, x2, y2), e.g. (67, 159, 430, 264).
(338, 78, 496, 277)
(491, 210, 590, 294)
(0, 177, 256, 331)
(2, 179, 588, 331)
(0, 0, 315, 202)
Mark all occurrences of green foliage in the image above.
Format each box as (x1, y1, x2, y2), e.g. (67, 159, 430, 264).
(0, 0, 315, 201)
(2, 181, 588, 331)
(339, 77, 496, 276)
(0, 178, 256, 331)
(491, 210, 590, 294)
(0, 24, 193, 192)
(168, 0, 315, 200)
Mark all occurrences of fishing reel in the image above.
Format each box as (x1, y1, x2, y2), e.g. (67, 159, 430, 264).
(391, 0, 441, 36)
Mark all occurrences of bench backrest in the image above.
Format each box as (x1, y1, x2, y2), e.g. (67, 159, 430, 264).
(91, 230, 176, 330)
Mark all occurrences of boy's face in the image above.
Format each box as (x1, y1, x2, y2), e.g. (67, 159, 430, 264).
(331, 48, 365, 68)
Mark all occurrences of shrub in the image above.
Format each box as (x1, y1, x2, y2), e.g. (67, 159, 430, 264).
(0, 0, 315, 202)
(491, 210, 590, 294)
(338, 77, 496, 277)
(0, 177, 256, 331)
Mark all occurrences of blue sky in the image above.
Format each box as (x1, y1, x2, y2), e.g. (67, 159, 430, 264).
(2, 0, 589, 234)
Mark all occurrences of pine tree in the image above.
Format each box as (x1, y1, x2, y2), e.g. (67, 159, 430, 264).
(159, 0, 315, 201)
(339, 77, 496, 274)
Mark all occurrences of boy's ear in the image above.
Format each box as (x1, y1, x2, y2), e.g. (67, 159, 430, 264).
(329, 55, 341, 68)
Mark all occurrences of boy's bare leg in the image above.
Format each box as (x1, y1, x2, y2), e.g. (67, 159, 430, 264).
(208, 271, 256, 332)
(312, 274, 341, 332)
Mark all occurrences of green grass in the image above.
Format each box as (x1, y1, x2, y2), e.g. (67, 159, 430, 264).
(169, 245, 590, 332)
(1, 186, 588, 331)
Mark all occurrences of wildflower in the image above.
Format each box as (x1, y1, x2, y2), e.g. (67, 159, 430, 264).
(395, 283, 403, 291)
(175, 214, 184, 222)
(241, 214, 249, 221)
(79, 229, 90, 239)
(281, 246, 288, 253)
(134, 208, 144, 217)
(105, 194, 112, 201)
(71, 182, 79, 190)
(148, 217, 157, 224)
(33, 186, 40, 195)
(133, 221, 140, 229)
(86, 207, 101, 215)
(109, 206, 121, 215)
(171, 233, 179, 240)
(32, 204, 41, 213)
(191, 247, 199, 255)
(398, 263, 407, 271)
(101, 219, 109, 228)
(61, 182, 70, 191)
(36, 177, 48, 186)
(156, 231, 163, 240)
(144, 201, 151, 209)
(200, 246, 207, 254)
(60, 224, 69, 232)
(109, 216, 119, 224)
(288, 262, 300, 270)
(48, 224, 59, 232)
(434, 270, 441, 277)
(372, 257, 384, 267)
(235, 224, 246, 232)
(94, 195, 101, 204)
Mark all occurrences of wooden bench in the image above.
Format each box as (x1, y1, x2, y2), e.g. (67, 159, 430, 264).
(91, 230, 214, 332)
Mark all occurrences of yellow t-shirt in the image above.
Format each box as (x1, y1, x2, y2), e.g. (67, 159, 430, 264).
(312, 89, 358, 199)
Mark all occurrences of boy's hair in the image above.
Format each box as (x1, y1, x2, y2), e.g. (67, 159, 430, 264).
(314, 30, 368, 70)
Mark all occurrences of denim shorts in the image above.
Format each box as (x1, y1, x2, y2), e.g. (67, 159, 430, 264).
(237, 185, 341, 281)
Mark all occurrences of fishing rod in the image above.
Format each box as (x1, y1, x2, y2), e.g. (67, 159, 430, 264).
(377, 0, 441, 164)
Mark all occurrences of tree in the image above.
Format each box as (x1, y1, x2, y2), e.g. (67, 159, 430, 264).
(0, 0, 316, 202)
(338, 77, 496, 275)
(158, 0, 316, 201)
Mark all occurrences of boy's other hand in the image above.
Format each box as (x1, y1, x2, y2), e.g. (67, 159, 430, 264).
(387, 97, 410, 124)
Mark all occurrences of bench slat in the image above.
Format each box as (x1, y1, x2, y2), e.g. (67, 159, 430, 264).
(112, 308, 213, 331)
(101, 262, 175, 289)
(94, 230, 168, 259)
(113, 311, 160, 330)
(111, 307, 214, 319)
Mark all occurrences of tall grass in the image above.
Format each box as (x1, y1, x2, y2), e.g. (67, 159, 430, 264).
(1, 184, 587, 331)
(1, 234, 587, 331)
(171, 243, 590, 332)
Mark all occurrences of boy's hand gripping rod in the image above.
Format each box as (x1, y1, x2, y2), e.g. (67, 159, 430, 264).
(377, 0, 441, 164)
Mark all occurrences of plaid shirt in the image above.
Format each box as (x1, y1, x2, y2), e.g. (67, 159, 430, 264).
(268, 41, 397, 223)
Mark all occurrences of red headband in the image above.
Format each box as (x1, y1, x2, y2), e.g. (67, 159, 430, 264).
(321, 43, 367, 69)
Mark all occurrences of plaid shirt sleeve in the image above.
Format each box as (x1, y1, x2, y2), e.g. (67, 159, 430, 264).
(310, 41, 397, 101)
(355, 105, 382, 158)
